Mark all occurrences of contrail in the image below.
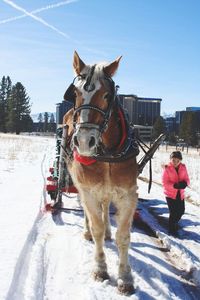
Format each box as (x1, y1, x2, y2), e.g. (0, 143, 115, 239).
(0, 0, 77, 25)
(2, 0, 70, 38)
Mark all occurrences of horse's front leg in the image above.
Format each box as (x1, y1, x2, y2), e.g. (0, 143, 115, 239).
(115, 188, 138, 295)
(83, 211, 93, 241)
(82, 192, 109, 281)
(102, 200, 111, 241)
(83, 203, 111, 241)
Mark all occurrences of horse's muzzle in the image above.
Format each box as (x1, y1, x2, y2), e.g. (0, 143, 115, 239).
(72, 126, 100, 156)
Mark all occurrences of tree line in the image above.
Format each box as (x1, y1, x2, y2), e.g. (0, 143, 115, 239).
(0, 76, 56, 134)
(37, 112, 56, 132)
(0, 76, 32, 134)
(152, 113, 200, 146)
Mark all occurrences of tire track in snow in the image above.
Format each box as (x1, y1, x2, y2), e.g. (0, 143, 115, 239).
(6, 147, 54, 300)
(6, 212, 46, 300)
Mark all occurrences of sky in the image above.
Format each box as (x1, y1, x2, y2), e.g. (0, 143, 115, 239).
(0, 0, 200, 115)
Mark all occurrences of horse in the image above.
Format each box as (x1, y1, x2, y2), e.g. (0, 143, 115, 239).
(62, 51, 139, 294)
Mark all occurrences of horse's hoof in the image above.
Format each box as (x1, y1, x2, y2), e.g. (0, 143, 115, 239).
(93, 270, 109, 282)
(117, 281, 135, 295)
(83, 231, 93, 241)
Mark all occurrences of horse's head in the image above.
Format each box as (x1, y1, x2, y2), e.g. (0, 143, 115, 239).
(64, 51, 122, 157)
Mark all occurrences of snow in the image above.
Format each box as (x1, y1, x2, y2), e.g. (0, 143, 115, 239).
(0, 134, 200, 300)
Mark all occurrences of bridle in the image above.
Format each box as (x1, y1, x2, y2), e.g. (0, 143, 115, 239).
(73, 86, 116, 137)
(65, 64, 117, 139)
(64, 65, 139, 162)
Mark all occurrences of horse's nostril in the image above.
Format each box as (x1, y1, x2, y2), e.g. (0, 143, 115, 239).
(74, 135, 79, 147)
(89, 136, 96, 148)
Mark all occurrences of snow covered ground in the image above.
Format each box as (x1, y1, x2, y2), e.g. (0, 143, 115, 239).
(0, 134, 200, 300)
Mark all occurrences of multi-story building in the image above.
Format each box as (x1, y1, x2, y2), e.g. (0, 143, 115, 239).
(56, 100, 73, 126)
(186, 107, 200, 111)
(175, 111, 186, 133)
(118, 94, 138, 123)
(165, 116, 176, 133)
(175, 108, 200, 132)
(119, 94, 162, 126)
(137, 97, 162, 126)
(119, 94, 162, 140)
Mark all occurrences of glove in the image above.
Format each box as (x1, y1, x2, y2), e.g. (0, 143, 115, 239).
(173, 181, 187, 189)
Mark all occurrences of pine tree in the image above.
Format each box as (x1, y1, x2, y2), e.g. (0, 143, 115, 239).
(5, 77, 12, 131)
(37, 113, 43, 132)
(152, 116, 165, 140)
(38, 113, 43, 123)
(49, 113, 56, 132)
(179, 112, 198, 146)
(43, 112, 49, 132)
(21, 115, 33, 132)
(7, 82, 31, 134)
(0, 76, 8, 132)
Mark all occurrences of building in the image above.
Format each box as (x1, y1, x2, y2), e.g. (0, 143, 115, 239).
(137, 97, 162, 126)
(175, 111, 186, 133)
(119, 95, 162, 126)
(165, 116, 176, 133)
(56, 100, 73, 126)
(186, 107, 200, 111)
(118, 95, 161, 140)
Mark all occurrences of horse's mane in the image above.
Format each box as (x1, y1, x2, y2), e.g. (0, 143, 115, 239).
(75, 62, 109, 80)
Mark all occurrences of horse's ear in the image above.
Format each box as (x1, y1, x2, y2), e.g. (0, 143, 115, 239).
(104, 56, 122, 77)
(73, 51, 85, 75)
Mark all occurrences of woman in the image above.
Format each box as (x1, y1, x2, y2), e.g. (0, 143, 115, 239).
(162, 151, 190, 235)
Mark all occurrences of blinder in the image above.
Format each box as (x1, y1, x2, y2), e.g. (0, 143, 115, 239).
(64, 83, 76, 103)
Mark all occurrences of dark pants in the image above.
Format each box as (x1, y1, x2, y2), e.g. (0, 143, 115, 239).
(166, 194, 185, 232)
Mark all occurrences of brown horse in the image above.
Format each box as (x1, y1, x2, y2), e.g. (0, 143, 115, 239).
(63, 51, 138, 294)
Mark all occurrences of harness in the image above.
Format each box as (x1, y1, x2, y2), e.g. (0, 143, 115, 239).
(63, 65, 165, 192)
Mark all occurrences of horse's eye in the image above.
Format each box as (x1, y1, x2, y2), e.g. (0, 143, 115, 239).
(80, 74, 86, 80)
(103, 93, 109, 100)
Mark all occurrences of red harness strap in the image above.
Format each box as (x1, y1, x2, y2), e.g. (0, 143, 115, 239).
(117, 108, 127, 149)
(73, 108, 127, 165)
(73, 150, 97, 165)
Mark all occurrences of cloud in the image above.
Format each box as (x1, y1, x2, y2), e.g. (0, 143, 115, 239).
(2, 0, 72, 38)
(0, 0, 77, 25)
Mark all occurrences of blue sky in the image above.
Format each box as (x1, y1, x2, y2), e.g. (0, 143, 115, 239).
(0, 0, 200, 115)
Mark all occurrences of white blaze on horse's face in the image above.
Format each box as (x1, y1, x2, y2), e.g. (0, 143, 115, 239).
(75, 66, 102, 123)
(73, 66, 102, 156)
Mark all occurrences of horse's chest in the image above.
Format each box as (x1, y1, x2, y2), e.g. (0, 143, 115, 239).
(71, 162, 109, 186)
(70, 160, 136, 190)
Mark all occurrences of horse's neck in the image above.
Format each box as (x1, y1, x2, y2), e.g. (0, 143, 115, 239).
(102, 111, 121, 149)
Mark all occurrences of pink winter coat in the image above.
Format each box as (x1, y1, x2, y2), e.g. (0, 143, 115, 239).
(162, 162, 190, 200)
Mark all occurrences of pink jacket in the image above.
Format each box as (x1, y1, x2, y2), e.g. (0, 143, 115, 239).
(162, 162, 190, 200)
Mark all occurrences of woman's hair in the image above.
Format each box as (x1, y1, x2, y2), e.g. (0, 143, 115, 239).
(170, 151, 182, 160)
